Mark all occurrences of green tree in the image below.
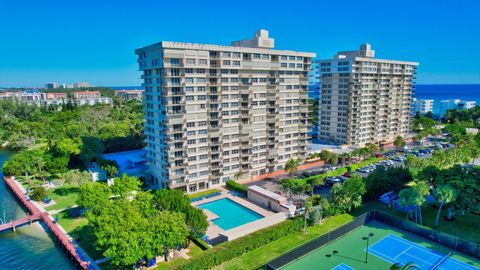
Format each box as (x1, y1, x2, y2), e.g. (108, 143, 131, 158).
(79, 137, 105, 166)
(284, 158, 301, 176)
(394, 136, 406, 150)
(154, 189, 208, 238)
(64, 169, 91, 186)
(331, 175, 366, 213)
(77, 182, 111, 215)
(30, 186, 47, 201)
(433, 185, 456, 227)
(111, 174, 141, 198)
(147, 211, 190, 261)
(93, 198, 149, 266)
(412, 181, 429, 225)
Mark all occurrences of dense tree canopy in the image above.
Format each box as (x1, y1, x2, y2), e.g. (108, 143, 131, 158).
(82, 187, 206, 266)
(0, 100, 144, 178)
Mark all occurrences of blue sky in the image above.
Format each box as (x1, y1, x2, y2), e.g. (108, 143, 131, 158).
(1, 0, 479, 87)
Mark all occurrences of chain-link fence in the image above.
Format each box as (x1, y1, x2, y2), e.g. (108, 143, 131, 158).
(265, 211, 374, 270)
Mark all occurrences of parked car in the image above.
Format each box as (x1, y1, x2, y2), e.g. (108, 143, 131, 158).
(343, 173, 352, 178)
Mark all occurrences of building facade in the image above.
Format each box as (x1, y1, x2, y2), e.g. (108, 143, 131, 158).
(316, 44, 418, 146)
(114, 89, 144, 101)
(413, 98, 434, 115)
(136, 30, 315, 192)
(458, 100, 476, 110)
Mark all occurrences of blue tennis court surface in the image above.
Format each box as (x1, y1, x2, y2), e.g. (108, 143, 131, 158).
(332, 263, 355, 270)
(369, 234, 479, 270)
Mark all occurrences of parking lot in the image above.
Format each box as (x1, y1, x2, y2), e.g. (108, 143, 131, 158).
(247, 142, 453, 200)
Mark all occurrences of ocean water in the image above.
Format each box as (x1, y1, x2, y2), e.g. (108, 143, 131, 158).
(0, 150, 75, 270)
(415, 84, 480, 114)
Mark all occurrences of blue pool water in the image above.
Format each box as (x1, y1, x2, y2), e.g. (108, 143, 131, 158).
(198, 198, 263, 230)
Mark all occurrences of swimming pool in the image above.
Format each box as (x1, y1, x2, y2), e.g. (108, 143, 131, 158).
(198, 198, 263, 230)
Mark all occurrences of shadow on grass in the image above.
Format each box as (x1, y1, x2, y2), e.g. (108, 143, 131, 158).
(70, 224, 104, 261)
(52, 186, 80, 197)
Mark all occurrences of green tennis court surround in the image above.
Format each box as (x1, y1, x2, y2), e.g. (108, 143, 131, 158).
(266, 211, 480, 270)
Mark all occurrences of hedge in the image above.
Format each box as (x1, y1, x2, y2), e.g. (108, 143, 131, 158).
(175, 217, 304, 270)
(191, 237, 210, 251)
(188, 189, 221, 199)
(225, 180, 247, 196)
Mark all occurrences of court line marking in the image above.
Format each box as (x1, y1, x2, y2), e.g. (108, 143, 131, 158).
(386, 235, 478, 269)
(369, 234, 480, 270)
(369, 235, 439, 268)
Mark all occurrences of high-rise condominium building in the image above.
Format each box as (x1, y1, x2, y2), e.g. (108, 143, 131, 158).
(136, 30, 315, 192)
(316, 44, 418, 147)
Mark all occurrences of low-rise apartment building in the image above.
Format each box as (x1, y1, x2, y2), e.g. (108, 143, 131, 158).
(114, 89, 144, 101)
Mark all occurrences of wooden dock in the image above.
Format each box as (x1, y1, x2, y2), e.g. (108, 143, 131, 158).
(0, 213, 41, 232)
(3, 176, 96, 270)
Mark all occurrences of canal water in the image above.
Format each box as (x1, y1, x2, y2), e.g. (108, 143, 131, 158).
(0, 150, 76, 270)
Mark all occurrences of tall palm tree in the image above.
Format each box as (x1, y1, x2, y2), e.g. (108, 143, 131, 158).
(413, 181, 429, 225)
(339, 153, 350, 166)
(433, 185, 456, 227)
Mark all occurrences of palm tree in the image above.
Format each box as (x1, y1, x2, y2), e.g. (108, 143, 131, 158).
(399, 188, 417, 222)
(284, 158, 300, 176)
(339, 153, 350, 166)
(394, 136, 406, 150)
(413, 181, 429, 225)
(433, 185, 456, 227)
(234, 171, 243, 182)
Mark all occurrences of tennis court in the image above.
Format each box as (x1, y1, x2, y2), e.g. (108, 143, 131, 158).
(332, 263, 355, 270)
(280, 221, 480, 270)
(369, 234, 479, 270)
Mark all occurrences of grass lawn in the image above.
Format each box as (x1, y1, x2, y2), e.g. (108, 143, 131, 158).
(45, 184, 80, 211)
(153, 242, 205, 270)
(56, 209, 104, 261)
(362, 201, 480, 243)
(213, 213, 355, 270)
(188, 188, 221, 199)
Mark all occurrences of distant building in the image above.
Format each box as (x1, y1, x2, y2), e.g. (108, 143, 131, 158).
(45, 82, 58, 89)
(438, 99, 475, 117)
(0, 92, 15, 100)
(308, 62, 320, 139)
(316, 44, 418, 146)
(413, 99, 434, 115)
(73, 82, 90, 88)
(458, 100, 476, 110)
(72, 91, 101, 99)
(114, 89, 144, 101)
(0, 90, 111, 106)
(45, 81, 90, 89)
(75, 97, 112, 106)
(439, 99, 460, 118)
(45, 92, 68, 100)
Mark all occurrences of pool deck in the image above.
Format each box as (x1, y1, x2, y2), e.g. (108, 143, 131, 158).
(192, 190, 287, 243)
